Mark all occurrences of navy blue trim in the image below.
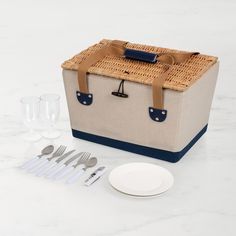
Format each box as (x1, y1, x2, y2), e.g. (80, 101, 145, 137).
(124, 49, 157, 63)
(76, 91, 93, 105)
(72, 125, 208, 163)
(149, 107, 167, 122)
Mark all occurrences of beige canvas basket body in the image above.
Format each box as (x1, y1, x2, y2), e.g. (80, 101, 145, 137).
(62, 39, 219, 162)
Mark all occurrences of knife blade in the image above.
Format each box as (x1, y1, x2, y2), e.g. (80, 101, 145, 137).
(47, 152, 84, 179)
(36, 150, 76, 177)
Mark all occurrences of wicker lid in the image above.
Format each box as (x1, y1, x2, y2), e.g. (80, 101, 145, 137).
(62, 39, 218, 92)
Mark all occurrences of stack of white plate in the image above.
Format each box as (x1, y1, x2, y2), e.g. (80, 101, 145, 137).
(109, 162, 174, 197)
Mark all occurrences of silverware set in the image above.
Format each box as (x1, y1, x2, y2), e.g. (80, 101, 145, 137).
(20, 145, 106, 185)
(29, 145, 67, 173)
(53, 152, 91, 180)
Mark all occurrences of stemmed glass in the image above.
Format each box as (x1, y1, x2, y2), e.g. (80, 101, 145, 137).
(40, 94, 60, 139)
(21, 96, 41, 142)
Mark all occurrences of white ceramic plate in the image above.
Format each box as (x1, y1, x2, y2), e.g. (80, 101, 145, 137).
(109, 162, 174, 197)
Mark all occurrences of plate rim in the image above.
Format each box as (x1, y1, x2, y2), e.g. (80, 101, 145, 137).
(109, 162, 174, 197)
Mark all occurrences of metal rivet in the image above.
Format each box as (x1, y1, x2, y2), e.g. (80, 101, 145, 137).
(162, 111, 165, 115)
(77, 92, 80, 96)
(150, 109, 153, 113)
(155, 117, 159, 121)
(83, 101, 87, 104)
(88, 95, 92, 98)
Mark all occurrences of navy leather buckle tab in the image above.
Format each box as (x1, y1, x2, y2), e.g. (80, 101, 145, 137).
(76, 91, 93, 105)
(149, 107, 167, 122)
(124, 49, 157, 63)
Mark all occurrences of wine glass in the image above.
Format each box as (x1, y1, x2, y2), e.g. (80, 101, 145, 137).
(40, 94, 60, 139)
(21, 96, 41, 142)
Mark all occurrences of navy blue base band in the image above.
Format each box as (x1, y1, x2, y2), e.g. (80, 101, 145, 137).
(72, 125, 208, 163)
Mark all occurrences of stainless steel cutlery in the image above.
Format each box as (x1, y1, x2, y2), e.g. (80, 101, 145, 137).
(21, 145, 104, 186)
(66, 157, 97, 184)
(53, 152, 90, 180)
(45, 152, 86, 178)
(36, 149, 76, 177)
(28, 145, 67, 173)
(21, 145, 54, 170)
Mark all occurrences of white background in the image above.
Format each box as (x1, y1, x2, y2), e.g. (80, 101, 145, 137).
(0, 0, 235, 235)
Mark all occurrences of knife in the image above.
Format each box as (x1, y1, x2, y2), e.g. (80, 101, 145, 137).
(43, 151, 76, 177)
(84, 166, 107, 186)
(46, 152, 84, 179)
(35, 150, 76, 177)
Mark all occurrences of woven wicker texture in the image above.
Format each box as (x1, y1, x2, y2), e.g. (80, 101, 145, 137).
(62, 39, 218, 92)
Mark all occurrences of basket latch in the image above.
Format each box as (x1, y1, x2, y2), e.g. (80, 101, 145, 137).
(111, 80, 128, 98)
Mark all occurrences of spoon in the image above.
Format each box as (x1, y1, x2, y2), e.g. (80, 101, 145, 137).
(66, 157, 98, 184)
(21, 145, 54, 169)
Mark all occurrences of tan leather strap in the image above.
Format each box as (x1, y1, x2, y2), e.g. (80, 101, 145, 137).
(152, 52, 198, 109)
(77, 40, 127, 93)
(77, 40, 197, 110)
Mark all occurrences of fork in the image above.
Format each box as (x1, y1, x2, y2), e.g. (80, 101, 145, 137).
(52, 152, 90, 180)
(28, 145, 66, 173)
(46, 152, 84, 178)
(35, 149, 75, 177)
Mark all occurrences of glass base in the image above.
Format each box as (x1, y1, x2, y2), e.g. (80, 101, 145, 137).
(22, 131, 41, 142)
(42, 130, 61, 139)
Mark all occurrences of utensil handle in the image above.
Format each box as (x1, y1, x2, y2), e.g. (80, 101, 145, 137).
(21, 156, 39, 169)
(53, 166, 74, 180)
(43, 161, 58, 177)
(28, 158, 48, 173)
(66, 169, 85, 184)
(46, 163, 65, 178)
(36, 159, 56, 177)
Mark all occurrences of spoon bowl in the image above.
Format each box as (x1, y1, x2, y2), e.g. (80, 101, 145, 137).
(39, 145, 54, 157)
(85, 157, 97, 169)
(66, 157, 98, 184)
(21, 145, 54, 169)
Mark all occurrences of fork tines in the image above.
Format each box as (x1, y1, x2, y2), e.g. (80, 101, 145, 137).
(53, 145, 67, 157)
(79, 152, 90, 162)
(74, 152, 90, 167)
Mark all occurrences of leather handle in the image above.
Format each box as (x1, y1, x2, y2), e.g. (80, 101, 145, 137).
(152, 52, 198, 110)
(77, 40, 127, 94)
(76, 40, 198, 114)
(124, 49, 157, 63)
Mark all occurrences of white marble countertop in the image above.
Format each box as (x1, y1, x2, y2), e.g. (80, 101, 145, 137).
(0, 0, 235, 235)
